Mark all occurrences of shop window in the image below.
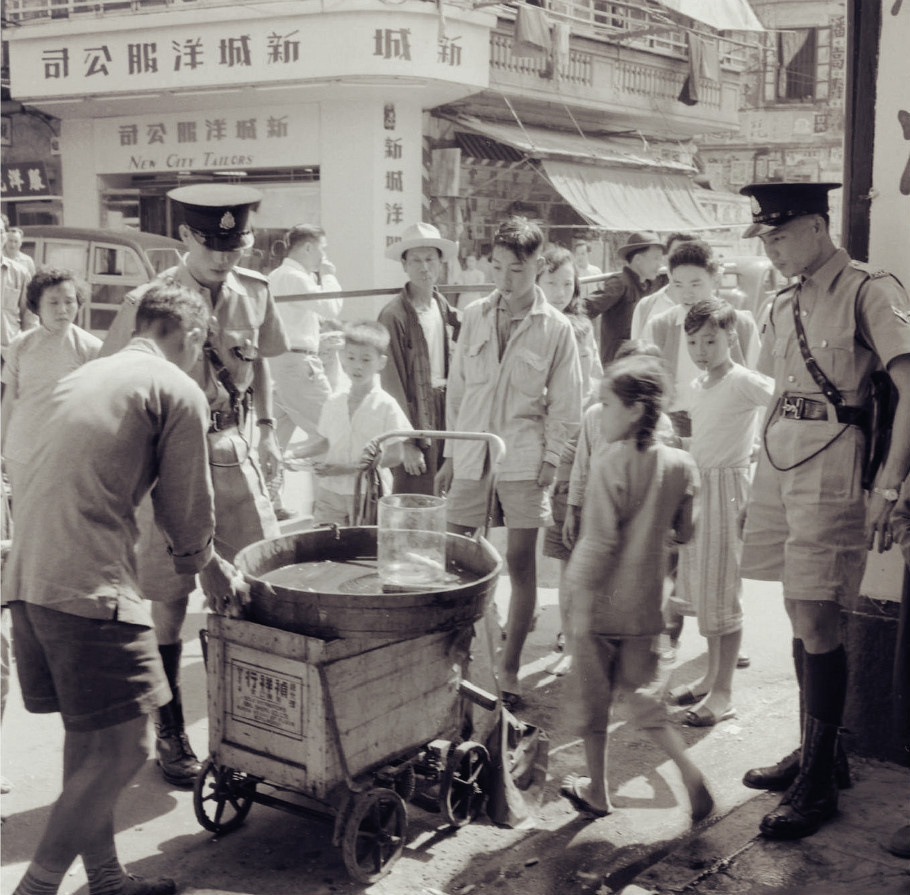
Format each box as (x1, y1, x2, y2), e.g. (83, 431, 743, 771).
(768, 28, 821, 103)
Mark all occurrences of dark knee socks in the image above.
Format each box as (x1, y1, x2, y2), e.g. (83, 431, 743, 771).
(804, 645, 847, 726)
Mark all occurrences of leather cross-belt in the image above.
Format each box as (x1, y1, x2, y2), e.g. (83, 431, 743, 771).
(209, 408, 242, 432)
(778, 395, 868, 427)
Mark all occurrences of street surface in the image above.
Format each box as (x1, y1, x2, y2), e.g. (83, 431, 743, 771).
(1, 485, 813, 895)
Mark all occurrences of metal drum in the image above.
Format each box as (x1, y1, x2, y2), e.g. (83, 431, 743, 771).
(235, 526, 502, 640)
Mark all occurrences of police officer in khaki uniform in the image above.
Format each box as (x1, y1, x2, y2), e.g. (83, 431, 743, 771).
(101, 185, 289, 785)
(739, 182, 910, 840)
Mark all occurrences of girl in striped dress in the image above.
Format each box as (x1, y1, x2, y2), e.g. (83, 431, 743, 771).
(674, 298, 774, 727)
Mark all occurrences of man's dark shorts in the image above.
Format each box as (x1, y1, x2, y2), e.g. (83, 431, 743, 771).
(9, 602, 170, 732)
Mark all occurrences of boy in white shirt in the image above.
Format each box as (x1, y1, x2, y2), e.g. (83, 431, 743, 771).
(285, 321, 415, 525)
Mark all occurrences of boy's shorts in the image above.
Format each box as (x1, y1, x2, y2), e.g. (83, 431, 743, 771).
(446, 476, 552, 530)
(9, 601, 170, 732)
(571, 633, 669, 736)
(313, 485, 355, 527)
(542, 481, 571, 560)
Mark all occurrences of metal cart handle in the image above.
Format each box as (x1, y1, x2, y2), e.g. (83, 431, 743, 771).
(368, 429, 505, 470)
(366, 430, 506, 539)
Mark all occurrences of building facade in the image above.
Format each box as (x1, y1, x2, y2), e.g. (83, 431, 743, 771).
(697, 0, 847, 243)
(3, 0, 762, 299)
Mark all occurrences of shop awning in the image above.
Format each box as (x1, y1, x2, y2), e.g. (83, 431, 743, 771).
(446, 114, 749, 232)
(654, 0, 765, 32)
(541, 160, 720, 231)
(448, 114, 698, 174)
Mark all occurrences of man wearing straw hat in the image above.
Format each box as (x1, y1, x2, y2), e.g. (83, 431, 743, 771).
(585, 231, 665, 366)
(379, 222, 461, 495)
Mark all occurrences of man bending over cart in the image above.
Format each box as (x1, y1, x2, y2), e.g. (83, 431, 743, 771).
(2, 283, 248, 895)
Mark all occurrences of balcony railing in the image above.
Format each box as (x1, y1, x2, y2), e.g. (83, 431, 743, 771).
(489, 28, 593, 86)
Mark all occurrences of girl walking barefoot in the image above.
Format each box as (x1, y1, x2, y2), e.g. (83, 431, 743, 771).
(560, 356, 713, 822)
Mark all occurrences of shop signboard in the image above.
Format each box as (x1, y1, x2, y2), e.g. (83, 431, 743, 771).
(92, 103, 319, 174)
(1, 161, 51, 199)
(6, 9, 491, 101)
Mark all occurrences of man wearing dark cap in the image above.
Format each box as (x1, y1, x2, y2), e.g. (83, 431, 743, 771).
(585, 231, 665, 366)
(101, 184, 289, 786)
(739, 181, 910, 841)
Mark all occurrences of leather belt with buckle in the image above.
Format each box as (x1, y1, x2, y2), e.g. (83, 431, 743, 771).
(209, 409, 242, 432)
(778, 396, 867, 427)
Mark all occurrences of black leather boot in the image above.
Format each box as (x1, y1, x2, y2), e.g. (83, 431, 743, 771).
(759, 714, 840, 840)
(742, 639, 853, 792)
(743, 741, 851, 791)
(155, 642, 202, 787)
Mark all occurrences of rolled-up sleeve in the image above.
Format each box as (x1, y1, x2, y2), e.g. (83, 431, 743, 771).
(152, 387, 216, 575)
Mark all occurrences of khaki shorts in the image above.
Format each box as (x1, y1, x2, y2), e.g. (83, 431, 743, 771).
(446, 476, 552, 530)
(10, 601, 170, 732)
(741, 422, 867, 604)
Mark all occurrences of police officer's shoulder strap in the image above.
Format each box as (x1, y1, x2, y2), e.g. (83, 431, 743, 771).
(767, 281, 798, 329)
(849, 260, 893, 280)
(850, 262, 907, 352)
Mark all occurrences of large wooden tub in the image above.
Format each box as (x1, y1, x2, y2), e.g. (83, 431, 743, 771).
(235, 526, 502, 640)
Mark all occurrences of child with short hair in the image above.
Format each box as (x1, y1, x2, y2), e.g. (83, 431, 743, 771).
(561, 355, 713, 821)
(438, 217, 582, 705)
(285, 320, 412, 526)
(672, 298, 774, 725)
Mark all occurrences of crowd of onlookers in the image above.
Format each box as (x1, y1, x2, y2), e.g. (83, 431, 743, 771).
(2, 184, 908, 895)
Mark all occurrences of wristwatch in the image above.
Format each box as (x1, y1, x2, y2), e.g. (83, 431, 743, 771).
(257, 417, 277, 429)
(872, 486, 900, 501)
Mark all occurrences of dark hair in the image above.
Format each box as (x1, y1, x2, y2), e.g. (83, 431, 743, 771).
(614, 338, 663, 362)
(492, 216, 544, 262)
(664, 232, 697, 252)
(285, 224, 325, 252)
(135, 282, 209, 336)
(684, 297, 737, 335)
(668, 240, 717, 275)
(26, 267, 89, 316)
(343, 319, 390, 354)
(602, 355, 667, 451)
(540, 244, 580, 305)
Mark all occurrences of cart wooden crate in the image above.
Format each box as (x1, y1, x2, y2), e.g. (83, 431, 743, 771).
(193, 430, 506, 882)
(196, 613, 496, 882)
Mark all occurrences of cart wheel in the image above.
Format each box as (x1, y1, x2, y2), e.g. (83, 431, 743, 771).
(394, 764, 417, 802)
(439, 742, 489, 827)
(341, 787, 408, 883)
(193, 758, 255, 834)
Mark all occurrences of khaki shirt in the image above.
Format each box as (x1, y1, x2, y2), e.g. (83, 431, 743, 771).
(102, 260, 289, 415)
(764, 249, 910, 407)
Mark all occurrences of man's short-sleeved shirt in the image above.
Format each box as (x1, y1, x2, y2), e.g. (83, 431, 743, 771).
(268, 257, 343, 353)
(112, 260, 290, 414)
(766, 248, 910, 406)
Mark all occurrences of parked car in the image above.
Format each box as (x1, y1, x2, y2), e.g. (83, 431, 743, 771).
(717, 255, 791, 322)
(20, 226, 184, 336)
